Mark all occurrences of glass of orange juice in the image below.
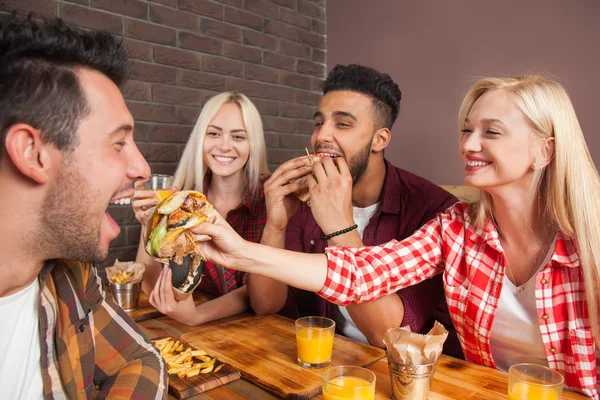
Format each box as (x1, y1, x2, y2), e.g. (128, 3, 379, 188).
(322, 365, 376, 400)
(508, 363, 564, 400)
(144, 174, 174, 201)
(295, 316, 335, 368)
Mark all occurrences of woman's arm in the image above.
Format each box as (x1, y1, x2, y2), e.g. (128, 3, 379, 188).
(192, 211, 447, 305)
(190, 286, 249, 325)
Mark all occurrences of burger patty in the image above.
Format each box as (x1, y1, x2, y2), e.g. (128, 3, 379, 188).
(167, 208, 190, 228)
(181, 195, 205, 213)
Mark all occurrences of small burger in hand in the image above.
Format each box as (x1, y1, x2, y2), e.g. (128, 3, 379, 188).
(291, 153, 333, 206)
(145, 190, 215, 298)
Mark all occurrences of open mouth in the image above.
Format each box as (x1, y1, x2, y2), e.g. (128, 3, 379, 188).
(109, 191, 134, 206)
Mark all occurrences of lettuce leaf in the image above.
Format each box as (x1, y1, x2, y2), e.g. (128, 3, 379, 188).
(147, 215, 168, 256)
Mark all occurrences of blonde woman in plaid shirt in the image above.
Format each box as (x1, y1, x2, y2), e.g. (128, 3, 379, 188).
(190, 75, 600, 398)
(133, 92, 269, 326)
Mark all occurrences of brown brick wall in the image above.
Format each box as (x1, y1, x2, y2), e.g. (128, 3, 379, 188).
(1, 0, 326, 267)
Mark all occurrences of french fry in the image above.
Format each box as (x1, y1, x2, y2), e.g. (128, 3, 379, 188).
(200, 365, 214, 374)
(162, 341, 175, 354)
(196, 355, 211, 363)
(174, 352, 191, 364)
(154, 337, 171, 348)
(168, 365, 189, 374)
(214, 364, 223, 373)
(110, 271, 132, 284)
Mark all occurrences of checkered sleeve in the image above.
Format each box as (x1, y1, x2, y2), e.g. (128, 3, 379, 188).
(86, 266, 167, 399)
(319, 215, 446, 305)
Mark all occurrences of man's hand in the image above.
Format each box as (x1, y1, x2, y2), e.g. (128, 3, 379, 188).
(263, 157, 312, 232)
(148, 266, 198, 325)
(308, 157, 355, 236)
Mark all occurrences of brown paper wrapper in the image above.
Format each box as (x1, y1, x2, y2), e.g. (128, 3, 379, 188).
(384, 321, 448, 365)
(384, 321, 448, 400)
(106, 260, 145, 284)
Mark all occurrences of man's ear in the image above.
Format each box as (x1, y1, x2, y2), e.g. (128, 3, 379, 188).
(371, 127, 391, 153)
(4, 124, 53, 183)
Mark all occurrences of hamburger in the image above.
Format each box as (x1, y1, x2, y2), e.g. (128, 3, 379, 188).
(144, 190, 215, 297)
(292, 153, 329, 205)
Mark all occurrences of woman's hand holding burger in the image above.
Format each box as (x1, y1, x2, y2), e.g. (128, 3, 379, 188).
(149, 266, 198, 326)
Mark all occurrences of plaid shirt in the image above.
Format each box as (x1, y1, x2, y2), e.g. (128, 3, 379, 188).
(282, 160, 462, 355)
(39, 259, 166, 399)
(198, 178, 267, 296)
(321, 202, 599, 398)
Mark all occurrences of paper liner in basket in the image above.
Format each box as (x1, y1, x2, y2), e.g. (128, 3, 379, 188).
(106, 260, 145, 284)
(384, 320, 448, 365)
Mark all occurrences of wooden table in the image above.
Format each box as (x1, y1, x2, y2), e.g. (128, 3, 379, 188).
(138, 315, 588, 399)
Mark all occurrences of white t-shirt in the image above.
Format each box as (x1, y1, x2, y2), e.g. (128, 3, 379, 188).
(334, 203, 380, 343)
(0, 278, 44, 399)
(490, 237, 557, 371)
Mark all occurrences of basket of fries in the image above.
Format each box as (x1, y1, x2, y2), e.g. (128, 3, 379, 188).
(106, 260, 145, 311)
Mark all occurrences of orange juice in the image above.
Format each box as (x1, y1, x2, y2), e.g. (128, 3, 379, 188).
(296, 327, 334, 364)
(509, 382, 560, 400)
(154, 189, 172, 201)
(323, 376, 375, 400)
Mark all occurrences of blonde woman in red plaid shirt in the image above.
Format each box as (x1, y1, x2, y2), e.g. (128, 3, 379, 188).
(133, 92, 269, 326)
(192, 76, 600, 398)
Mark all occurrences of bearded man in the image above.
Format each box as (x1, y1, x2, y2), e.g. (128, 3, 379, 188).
(248, 64, 462, 357)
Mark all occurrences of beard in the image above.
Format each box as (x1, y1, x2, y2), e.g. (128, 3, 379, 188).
(348, 139, 372, 184)
(36, 155, 107, 263)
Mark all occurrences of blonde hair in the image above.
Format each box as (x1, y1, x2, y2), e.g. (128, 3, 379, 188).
(458, 75, 600, 347)
(173, 92, 269, 197)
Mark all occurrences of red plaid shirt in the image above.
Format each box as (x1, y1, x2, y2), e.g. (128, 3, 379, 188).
(321, 202, 599, 398)
(282, 160, 462, 356)
(198, 178, 267, 296)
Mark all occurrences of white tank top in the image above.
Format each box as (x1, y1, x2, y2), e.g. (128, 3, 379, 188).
(489, 237, 557, 371)
(0, 278, 44, 399)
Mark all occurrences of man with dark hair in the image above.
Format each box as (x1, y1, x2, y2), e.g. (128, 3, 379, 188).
(248, 64, 462, 355)
(0, 14, 166, 398)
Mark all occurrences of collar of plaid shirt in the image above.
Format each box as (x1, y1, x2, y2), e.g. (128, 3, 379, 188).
(321, 202, 598, 399)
